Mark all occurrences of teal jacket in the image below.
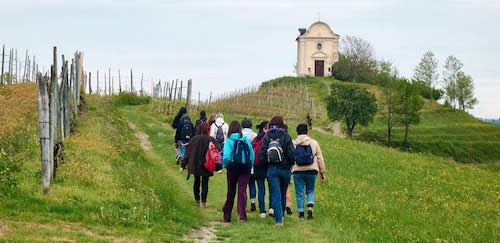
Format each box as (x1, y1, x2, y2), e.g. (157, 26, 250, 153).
(222, 133, 255, 171)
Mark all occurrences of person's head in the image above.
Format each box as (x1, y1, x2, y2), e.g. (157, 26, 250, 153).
(297, 123, 308, 135)
(216, 112, 224, 120)
(207, 113, 216, 125)
(228, 120, 242, 137)
(241, 118, 252, 129)
(200, 110, 206, 118)
(196, 122, 210, 135)
(177, 107, 187, 116)
(256, 121, 268, 134)
(268, 116, 285, 129)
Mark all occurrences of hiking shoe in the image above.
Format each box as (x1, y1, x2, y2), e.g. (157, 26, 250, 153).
(260, 213, 266, 218)
(195, 200, 201, 206)
(268, 208, 274, 217)
(299, 211, 305, 221)
(286, 206, 292, 215)
(250, 203, 256, 212)
(176, 155, 181, 165)
(307, 209, 313, 220)
(275, 223, 283, 227)
(200, 202, 207, 208)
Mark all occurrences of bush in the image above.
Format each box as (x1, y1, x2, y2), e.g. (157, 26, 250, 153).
(113, 92, 151, 106)
(412, 80, 443, 101)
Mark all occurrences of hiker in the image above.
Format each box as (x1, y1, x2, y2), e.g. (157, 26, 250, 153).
(241, 118, 257, 141)
(306, 113, 312, 128)
(222, 121, 254, 222)
(210, 113, 229, 147)
(259, 116, 295, 226)
(292, 124, 326, 220)
(207, 113, 216, 134)
(180, 122, 221, 208)
(195, 110, 208, 129)
(250, 121, 269, 218)
(172, 108, 195, 164)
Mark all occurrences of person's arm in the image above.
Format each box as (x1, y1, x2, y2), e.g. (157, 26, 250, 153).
(258, 135, 269, 166)
(247, 139, 255, 169)
(314, 140, 326, 182)
(285, 134, 296, 166)
(209, 124, 215, 138)
(222, 140, 233, 168)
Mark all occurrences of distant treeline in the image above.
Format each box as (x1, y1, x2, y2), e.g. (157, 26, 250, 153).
(481, 118, 500, 125)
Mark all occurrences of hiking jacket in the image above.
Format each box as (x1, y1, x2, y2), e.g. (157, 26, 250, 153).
(252, 132, 268, 179)
(258, 128, 295, 170)
(181, 135, 220, 178)
(222, 133, 254, 174)
(292, 135, 326, 174)
(242, 128, 257, 142)
(175, 114, 195, 143)
(209, 117, 229, 143)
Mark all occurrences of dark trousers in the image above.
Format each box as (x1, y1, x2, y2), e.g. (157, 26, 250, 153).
(249, 177, 267, 213)
(267, 166, 291, 223)
(223, 171, 250, 222)
(193, 175, 210, 203)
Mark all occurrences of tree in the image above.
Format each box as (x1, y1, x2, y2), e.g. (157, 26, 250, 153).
(332, 35, 377, 83)
(442, 55, 463, 108)
(413, 51, 439, 106)
(394, 80, 424, 149)
(374, 61, 400, 146)
(326, 82, 377, 138)
(456, 71, 478, 112)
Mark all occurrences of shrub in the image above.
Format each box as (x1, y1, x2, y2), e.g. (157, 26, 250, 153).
(113, 92, 151, 106)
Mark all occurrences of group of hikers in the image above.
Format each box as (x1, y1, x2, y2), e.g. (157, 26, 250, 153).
(173, 108, 326, 226)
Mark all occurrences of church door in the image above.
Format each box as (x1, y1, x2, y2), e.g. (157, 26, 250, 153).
(315, 60, 324, 76)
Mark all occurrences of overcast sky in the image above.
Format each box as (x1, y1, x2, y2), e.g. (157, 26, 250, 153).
(1, 0, 499, 118)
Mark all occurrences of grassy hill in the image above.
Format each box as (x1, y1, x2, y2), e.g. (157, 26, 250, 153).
(1, 84, 499, 241)
(214, 76, 500, 164)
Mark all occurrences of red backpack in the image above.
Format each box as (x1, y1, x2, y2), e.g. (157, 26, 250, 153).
(252, 136, 264, 166)
(204, 141, 220, 172)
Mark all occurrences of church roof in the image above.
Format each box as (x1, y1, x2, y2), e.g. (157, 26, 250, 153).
(297, 21, 339, 40)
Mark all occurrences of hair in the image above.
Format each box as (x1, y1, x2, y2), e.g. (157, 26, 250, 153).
(241, 118, 252, 129)
(207, 113, 216, 125)
(200, 110, 206, 118)
(228, 120, 242, 137)
(196, 122, 209, 135)
(296, 123, 308, 135)
(256, 121, 268, 132)
(216, 112, 224, 120)
(268, 116, 285, 129)
(175, 107, 187, 118)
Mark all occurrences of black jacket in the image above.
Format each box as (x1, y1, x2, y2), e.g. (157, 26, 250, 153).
(258, 129, 295, 170)
(174, 115, 195, 143)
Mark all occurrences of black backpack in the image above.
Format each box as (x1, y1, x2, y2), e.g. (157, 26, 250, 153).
(232, 140, 251, 165)
(179, 121, 193, 142)
(214, 123, 225, 145)
(295, 145, 314, 166)
(267, 138, 284, 164)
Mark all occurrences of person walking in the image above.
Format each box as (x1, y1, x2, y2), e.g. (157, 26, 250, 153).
(259, 116, 295, 226)
(172, 108, 194, 164)
(180, 123, 221, 208)
(292, 124, 326, 220)
(210, 113, 229, 147)
(250, 121, 269, 218)
(195, 110, 208, 129)
(222, 121, 254, 222)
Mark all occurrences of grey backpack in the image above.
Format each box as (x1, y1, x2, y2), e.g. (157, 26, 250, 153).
(267, 138, 283, 163)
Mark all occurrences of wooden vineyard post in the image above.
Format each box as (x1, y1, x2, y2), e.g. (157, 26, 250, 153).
(118, 69, 121, 93)
(108, 68, 111, 95)
(130, 69, 133, 93)
(74, 53, 79, 116)
(179, 80, 183, 100)
(209, 91, 212, 109)
(96, 70, 99, 94)
(140, 73, 143, 96)
(104, 73, 107, 96)
(50, 46, 59, 180)
(173, 79, 178, 100)
(63, 60, 71, 137)
(37, 73, 51, 194)
(187, 79, 192, 110)
(169, 80, 174, 99)
(88, 72, 92, 94)
(15, 49, 18, 83)
(1, 44, 4, 85)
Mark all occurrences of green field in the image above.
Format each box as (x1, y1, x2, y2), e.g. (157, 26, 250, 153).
(1, 85, 499, 241)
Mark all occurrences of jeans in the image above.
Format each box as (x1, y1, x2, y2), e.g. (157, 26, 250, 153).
(267, 166, 291, 223)
(193, 175, 210, 203)
(223, 171, 250, 222)
(176, 140, 187, 160)
(249, 177, 266, 213)
(293, 173, 317, 212)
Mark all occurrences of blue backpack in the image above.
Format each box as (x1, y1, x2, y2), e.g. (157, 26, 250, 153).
(232, 140, 251, 165)
(295, 145, 314, 166)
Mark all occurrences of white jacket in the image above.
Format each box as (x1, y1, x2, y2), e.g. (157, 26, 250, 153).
(242, 128, 257, 142)
(210, 117, 229, 142)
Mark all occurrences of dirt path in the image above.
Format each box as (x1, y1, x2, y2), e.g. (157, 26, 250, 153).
(182, 221, 221, 243)
(127, 121, 152, 151)
(314, 122, 346, 138)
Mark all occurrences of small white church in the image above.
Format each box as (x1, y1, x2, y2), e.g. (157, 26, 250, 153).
(296, 21, 340, 77)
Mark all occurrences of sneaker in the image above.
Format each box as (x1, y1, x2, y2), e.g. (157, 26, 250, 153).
(176, 155, 181, 165)
(268, 208, 274, 217)
(275, 223, 283, 227)
(200, 202, 207, 208)
(195, 200, 200, 206)
(307, 209, 313, 220)
(260, 213, 266, 218)
(286, 206, 292, 215)
(250, 203, 256, 212)
(299, 212, 305, 221)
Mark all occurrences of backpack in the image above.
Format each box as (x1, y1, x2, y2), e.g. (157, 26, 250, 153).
(295, 145, 314, 166)
(214, 123, 225, 145)
(252, 136, 264, 166)
(204, 141, 220, 173)
(232, 140, 251, 165)
(179, 121, 193, 142)
(267, 138, 284, 164)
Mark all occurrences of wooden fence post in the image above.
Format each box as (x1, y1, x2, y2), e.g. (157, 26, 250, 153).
(1, 44, 4, 85)
(63, 60, 70, 137)
(89, 72, 92, 94)
(187, 79, 192, 110)
(130, 68, 133, 93)
(96, 70, 99, 94)
(50, 46, 59, 180)
(140, 73, 143, 96)
(37, 73, 51, 194)
(108, 68, 111, 95)
(179, 80, 183, 100)
(104, 72, 107, 96)
(118, 68, 121, 93)
(15, 49, 18, 83)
